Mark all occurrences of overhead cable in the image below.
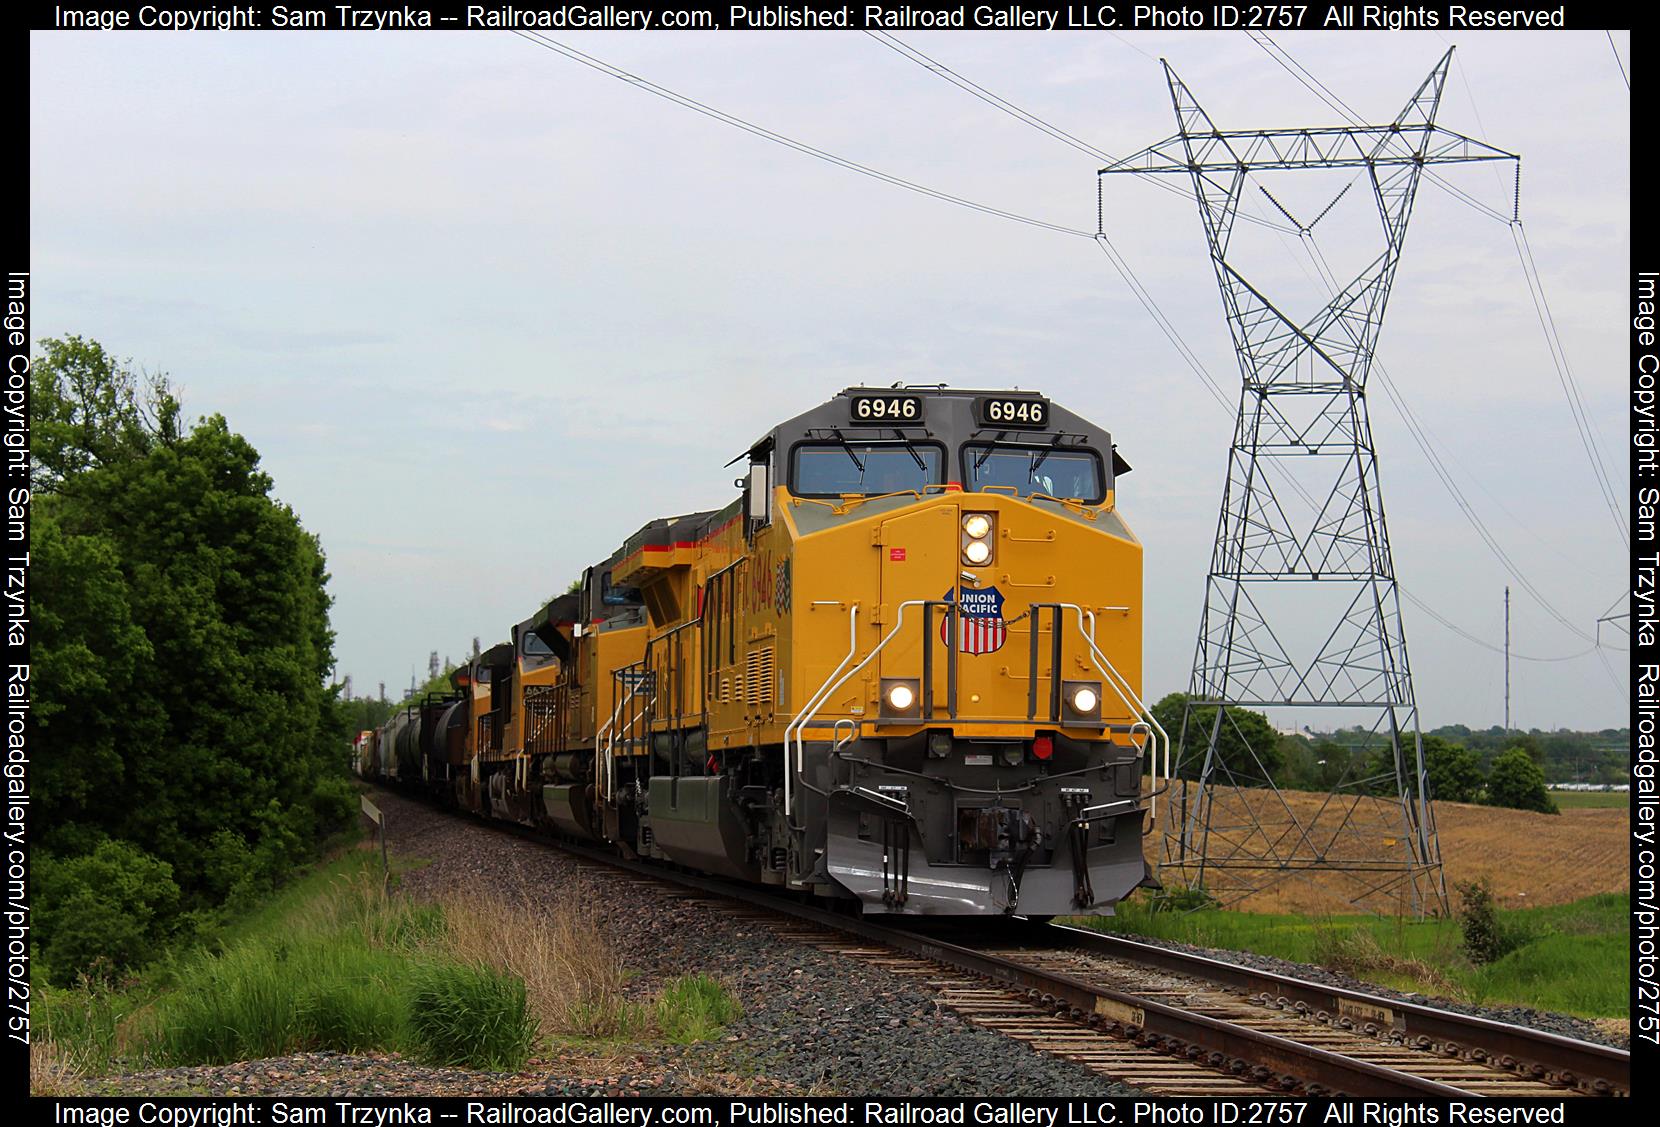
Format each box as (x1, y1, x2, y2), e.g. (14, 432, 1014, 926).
(511, 31, 1096, 239)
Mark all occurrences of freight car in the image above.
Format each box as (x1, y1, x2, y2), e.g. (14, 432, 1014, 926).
(372, 387, 1167, 917)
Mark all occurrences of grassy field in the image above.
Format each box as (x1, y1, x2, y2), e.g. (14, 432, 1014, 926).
(1547, 790, 1630, 809)
(35, 845, 741, 1093)
(1069, 890, 1629, 1018)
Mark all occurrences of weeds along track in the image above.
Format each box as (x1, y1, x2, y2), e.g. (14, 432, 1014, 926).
(382, 789, 1627, 1099)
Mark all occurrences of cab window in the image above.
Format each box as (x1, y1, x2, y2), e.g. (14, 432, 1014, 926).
(601, 571, 641, 607)
(791, 442, 944, 497)
(962, 444, 1104, 502)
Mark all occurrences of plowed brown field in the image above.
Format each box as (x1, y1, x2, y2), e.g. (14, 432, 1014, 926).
(1143, 784, 1628, 914)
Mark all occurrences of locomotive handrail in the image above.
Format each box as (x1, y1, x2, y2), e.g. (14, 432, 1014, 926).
(785, 599, 1168, 830)
(1074, 605, 1170, 829)
(595, 673, 654, 804)
(788, 600, 943, 822)
(782, 602, 862, 821)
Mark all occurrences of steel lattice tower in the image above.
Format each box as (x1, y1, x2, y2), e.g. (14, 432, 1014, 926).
(1102, 51, 1516, 915)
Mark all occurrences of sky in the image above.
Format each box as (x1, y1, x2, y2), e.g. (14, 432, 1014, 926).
(29, 26, 1632, 732)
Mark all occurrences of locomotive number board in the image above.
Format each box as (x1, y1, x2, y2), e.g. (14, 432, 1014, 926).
(849, 393, 924, 423)
(974, 395, 1050, 428)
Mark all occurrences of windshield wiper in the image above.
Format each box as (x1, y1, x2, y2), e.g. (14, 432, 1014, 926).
(892, 430, 927, 471)
(1029, 432, 1066, 477)
(830, 429, 864, 473)
(973, 432, 1010, 474)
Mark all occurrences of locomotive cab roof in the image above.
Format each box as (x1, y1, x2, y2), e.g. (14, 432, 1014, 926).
(745, 386, 1130, 485)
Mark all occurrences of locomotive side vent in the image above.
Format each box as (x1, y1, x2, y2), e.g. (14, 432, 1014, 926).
(744, 647, 775, 706)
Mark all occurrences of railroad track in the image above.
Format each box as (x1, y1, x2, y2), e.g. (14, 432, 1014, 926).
(384, 788, 1628, 1099)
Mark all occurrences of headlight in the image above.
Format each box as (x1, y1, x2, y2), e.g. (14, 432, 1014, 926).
(1062, 680, 1103, 722)
(879, 677, 922, 721)
(961, 512, 995, 566)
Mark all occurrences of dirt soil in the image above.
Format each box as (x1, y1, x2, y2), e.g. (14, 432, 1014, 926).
(1143, 784, 1628, 913)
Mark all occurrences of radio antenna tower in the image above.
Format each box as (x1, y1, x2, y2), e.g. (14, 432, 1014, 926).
(1102, 50, 1517, 916)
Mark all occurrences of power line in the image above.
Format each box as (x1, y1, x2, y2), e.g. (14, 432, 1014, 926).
(1607, 31, 1631, 91)
(868, 31, 1297, 235)
(1510, 221, 1629, 545)
(509, 31, 1096, 239)
(1400, 589, 1600, 664)
(1295, 225, 1612, 649)
(1091, 234, 1231, 412)
(1246, 33, 1626, 644)
(1254, 32, 1625, 549)
(518, 31, 1621, 675)
(938, 32, 1611, 665)
(866, 31, 1113, 164)
(1249, 32, 1513, 225)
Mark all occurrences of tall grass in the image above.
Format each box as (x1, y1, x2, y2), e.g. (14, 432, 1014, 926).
(655, 974, 742, 1044)
(435, 890, 643, 1041)
(1068, 890, 1629, 1017)
(42, 849, 748, 1078)
(407, 963, 535, 1069)
(148, 936, 414, 1063)
(28, 1038, 85, 1096)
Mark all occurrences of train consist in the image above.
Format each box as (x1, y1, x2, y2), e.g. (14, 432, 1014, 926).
(357, 387, 1165, 916)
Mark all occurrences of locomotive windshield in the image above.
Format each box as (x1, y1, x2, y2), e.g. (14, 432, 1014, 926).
(792, 441, 945, 497)
(962, 443, 1105, 503)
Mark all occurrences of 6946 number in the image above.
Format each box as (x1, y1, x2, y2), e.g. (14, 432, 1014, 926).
(850, 395, 922, 422)
(978, 397, 1048, 427)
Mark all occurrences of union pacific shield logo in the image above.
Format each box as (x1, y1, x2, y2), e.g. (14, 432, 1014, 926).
(940, 586, 1007, 655)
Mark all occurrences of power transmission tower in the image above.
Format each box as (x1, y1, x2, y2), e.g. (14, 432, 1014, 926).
(1103, 50, 1515, 916)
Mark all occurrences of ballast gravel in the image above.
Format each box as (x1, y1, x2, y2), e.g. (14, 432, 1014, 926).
(380, 790, 1137, 1097)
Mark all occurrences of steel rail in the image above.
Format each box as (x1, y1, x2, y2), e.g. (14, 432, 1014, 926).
(395, 789, 1488, 1098)
(380, 785, 1620, 1097)
(1045, 923, 1628, 1096)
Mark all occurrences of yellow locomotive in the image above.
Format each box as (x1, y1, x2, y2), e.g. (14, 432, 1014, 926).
(378, 387, 1165, 916)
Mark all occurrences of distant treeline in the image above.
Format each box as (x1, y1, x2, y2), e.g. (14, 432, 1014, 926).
(1149, 694, 1620, 815)
(33, 336, 355, 983)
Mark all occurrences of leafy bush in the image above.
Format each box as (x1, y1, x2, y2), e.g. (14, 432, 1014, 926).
(1149, 882, 1221, 913)
(34, 842, 182, 984)
(1456, 879, 1523, 965)
(655, 974, 742, 1044)
(407, 963, 535, 1070)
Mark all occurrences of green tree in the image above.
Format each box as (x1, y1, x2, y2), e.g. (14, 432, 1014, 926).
(29, 334, 178, 491)
(1357, 733, 1483, 801)
(1422, 736, 1484, 804)
(33, 337, 353, 977)
(1152, 692, 1285, 780)
(1485, 747, 1558, 814)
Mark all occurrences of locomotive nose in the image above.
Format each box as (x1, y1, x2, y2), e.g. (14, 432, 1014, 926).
(871, 493, 1117, 734)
